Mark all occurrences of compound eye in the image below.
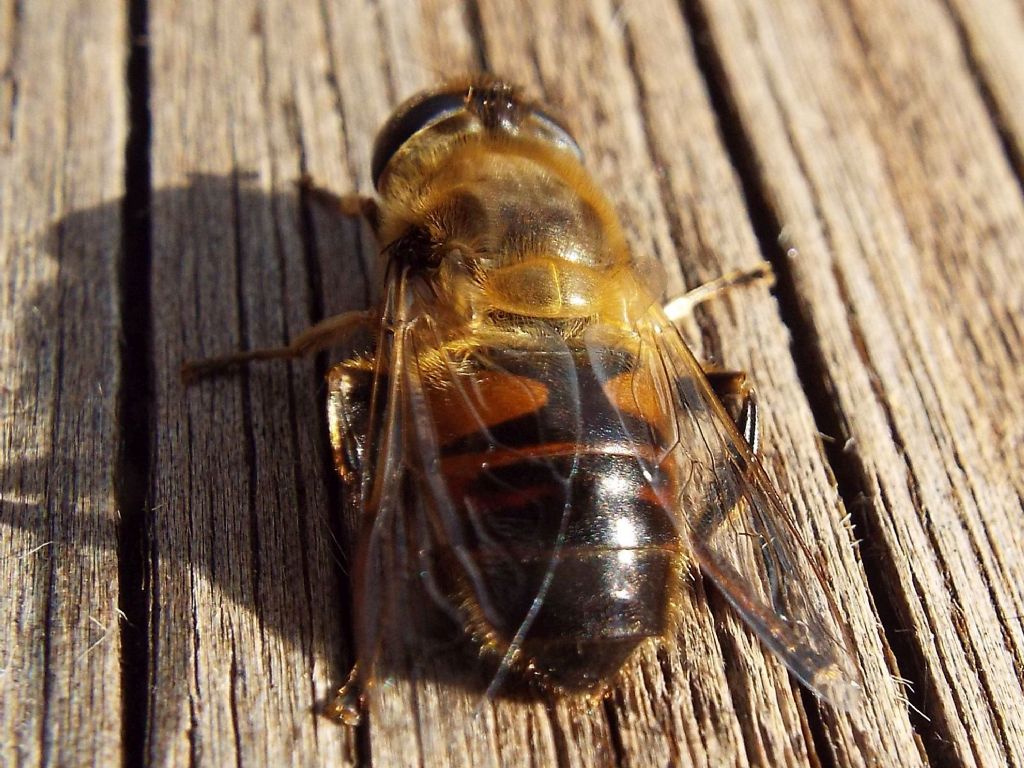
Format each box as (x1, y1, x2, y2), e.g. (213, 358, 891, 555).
(530, 107, 584, 161)
(371, 91, 466, 189)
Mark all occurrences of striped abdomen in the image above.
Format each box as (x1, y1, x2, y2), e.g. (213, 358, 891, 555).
(427, 341, 686, 693)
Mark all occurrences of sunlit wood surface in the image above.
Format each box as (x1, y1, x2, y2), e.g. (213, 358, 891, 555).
(2, 0, 1023, 765)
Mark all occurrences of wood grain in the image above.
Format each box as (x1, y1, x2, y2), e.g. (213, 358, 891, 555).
(0, 1, 126, 766)
(146, 1, 357, 764)
(2, 0, 1022, 766)
(695, 0, 1024, 764)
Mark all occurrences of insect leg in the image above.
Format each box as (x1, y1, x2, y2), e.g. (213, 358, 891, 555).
(326, 356, 375, 486)
(687, 369, 760, 543)
(662, 261, 774, 322)
(704, 369, 760, 454)
(181, 310, 376, 383)
(296, 174, 381, 236)
(326, 664, 365, 726)
(323, 356, 379, 726)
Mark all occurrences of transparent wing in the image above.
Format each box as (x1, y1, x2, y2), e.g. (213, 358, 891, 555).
(627, 308, 862, 709)
(346, 264, 858, 712)
(342, 265, 416, 687)
(400, 314, 586, 694)
(346, 270, 590, 701)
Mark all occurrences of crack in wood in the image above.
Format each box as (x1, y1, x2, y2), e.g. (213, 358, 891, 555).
(935, 0, 1024, 196)
(1, 0, 22, 144)
(116, 2, 154, 767)
(113, 4, 160, 767)
(463, 0, 490, 73)
(315, 0, 374, 304)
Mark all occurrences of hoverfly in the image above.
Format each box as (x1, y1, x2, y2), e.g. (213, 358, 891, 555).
(184, 77, 861, 725)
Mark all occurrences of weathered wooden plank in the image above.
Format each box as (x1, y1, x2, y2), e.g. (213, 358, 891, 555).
(945, 0, 1024, 175)
(482, 8, 770, 764)
(308, 5, 664, 766)
(140, 0, 1024, 766)
(0, 1, 126, 766)
(470, 2, 920, 766)
(695, 0, 1024, 764)
(306, 7, 588, 768)
(147, 1, 357, 764)
(306, 0, 918, 766)
(3, 0, 1021, 764)
(943, 0, 1024, 497)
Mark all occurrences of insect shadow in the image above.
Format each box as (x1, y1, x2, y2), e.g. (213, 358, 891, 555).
(0, 173, 548, 737)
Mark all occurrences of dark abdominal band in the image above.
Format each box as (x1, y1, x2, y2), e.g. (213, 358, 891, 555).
(434, 348, 684, 691)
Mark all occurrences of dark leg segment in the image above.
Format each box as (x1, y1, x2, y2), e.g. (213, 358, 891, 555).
(687, 368, 761, 543)
(297, 174, 381, 236)
(705, 369, 760, 454)
(181, 310, 374, 383)
(326, 357, 375, 486)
